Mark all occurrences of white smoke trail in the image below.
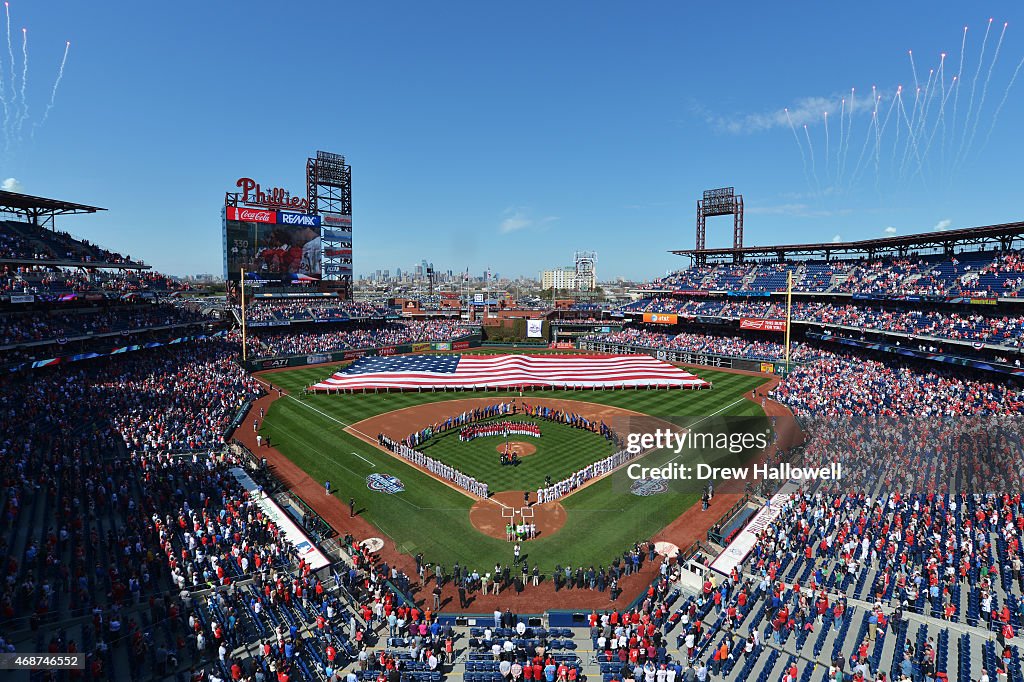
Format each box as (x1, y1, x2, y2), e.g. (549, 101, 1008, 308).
(918, 73, 957, 181)
(964, 21, 1008, 161)
(898, 90, 924, 184)
(837, 98, 845, 184)
(849, 92, 879, 187)
(901, 81, 928, 178)
(878, 89, 900, 179)
(982, 53, 1024, 151)
(949, 26, 967, 166)
(16, 26, 26, 141)
(0, 35, 8, 152)
(957, 17, 993, 166)
(803, 124, 821, 195)
(4, 3, 14, 145)
(784, 108, 810, 187)
(823, 111, 830, 181)
(911, 66, 939, 179)
(841, 87, 855, 185)
(37, 40, 69, 130)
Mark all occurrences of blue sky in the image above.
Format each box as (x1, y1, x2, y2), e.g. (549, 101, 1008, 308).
(2, 1, 1024, 280)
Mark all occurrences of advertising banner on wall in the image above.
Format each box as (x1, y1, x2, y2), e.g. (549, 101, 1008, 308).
(321, 212, 352, 227)
(527, 319, 544, 338)
(278, 211, 321, 227)
(739, 318, 787, 332)
(642, 312, 678, 325)
(226, 206, 276, 223)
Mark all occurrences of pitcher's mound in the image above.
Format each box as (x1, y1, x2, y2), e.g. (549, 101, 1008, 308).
(469, 490, 566, 540)
(496, 441, 537, 457)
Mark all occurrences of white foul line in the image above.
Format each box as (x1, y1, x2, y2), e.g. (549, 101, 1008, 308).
(352, 451, 375, 467)
(668, 396, 751, 463)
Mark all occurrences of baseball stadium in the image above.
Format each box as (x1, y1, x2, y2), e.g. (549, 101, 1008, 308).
(4, 3, 1024, 682)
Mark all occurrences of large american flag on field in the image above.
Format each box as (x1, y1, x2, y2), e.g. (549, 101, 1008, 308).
(311, 354, 708, 391)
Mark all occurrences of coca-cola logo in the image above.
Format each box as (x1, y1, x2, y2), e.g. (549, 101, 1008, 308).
(227, 206, 276, 223)
(241, 209, 273, 221)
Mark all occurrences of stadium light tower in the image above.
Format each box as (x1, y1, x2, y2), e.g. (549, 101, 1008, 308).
(574, 251, 597, 300)
(306, 151, 353, 296)
(696, 187, 744, 265)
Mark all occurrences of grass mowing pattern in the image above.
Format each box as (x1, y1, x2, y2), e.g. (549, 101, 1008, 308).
(417, 416, 618, 492)
(259, 363, 766, 573)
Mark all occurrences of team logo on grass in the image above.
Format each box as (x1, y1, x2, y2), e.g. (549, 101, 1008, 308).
(366, 474, 405, 494)
(361, 538, 385, 552)
(630, 478, 669, 496)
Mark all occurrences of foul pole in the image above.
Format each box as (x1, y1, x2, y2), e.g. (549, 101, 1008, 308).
(784, 270, 793, 372)
(240, 268, 248, 363)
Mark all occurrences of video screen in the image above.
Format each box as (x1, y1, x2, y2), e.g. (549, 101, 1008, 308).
(224, 208, 321, 282)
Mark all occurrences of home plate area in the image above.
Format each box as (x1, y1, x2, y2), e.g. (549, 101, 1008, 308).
(468, 490, 566, 540)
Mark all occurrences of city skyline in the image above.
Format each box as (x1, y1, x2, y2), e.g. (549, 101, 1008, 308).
(2, 2, 1024, 279)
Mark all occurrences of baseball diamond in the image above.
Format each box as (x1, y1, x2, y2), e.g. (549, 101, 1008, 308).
(256, 357, 771, 574)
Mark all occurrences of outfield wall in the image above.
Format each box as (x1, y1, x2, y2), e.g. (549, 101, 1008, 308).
(575, 340, 782, 374)
(247, 338, 482, 371)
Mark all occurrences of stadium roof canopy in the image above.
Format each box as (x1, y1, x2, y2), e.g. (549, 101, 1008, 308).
(673, 220, 1024, 264)
(0, 190, 106, 223)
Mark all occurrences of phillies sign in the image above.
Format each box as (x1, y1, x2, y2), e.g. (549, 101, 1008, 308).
(235, 177, 309, 211)
(278, 211, 321, 227)
(226, 206, 275, 224)
(739, 318, 787, 333)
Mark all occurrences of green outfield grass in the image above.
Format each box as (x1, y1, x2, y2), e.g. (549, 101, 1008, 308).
(417, 416, 618, 492)
(258, 361, 768, 573)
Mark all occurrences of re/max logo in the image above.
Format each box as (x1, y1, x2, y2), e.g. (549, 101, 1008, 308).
(278, 212, 321, 227)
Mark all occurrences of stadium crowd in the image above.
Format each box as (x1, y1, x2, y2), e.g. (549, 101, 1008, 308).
(0, 265, 189, 297)
(244, 299, 390, 324)
(581, 328, 808, 362)
(246, 321, 476, 358)
(0, 304, 211, 347)
(0, 332, 458, 681)
(0, 220, 138, 264)
(640, 249, 1024, 297)
(770, 347, 1024, 419)
(619, 298, 1024, 346)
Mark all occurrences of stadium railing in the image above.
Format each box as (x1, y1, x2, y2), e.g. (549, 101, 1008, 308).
(230, 441, 335, 544)
(705, 494, 751, 545)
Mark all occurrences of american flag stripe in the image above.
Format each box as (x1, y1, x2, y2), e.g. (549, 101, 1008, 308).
(311, 354, 708, 390)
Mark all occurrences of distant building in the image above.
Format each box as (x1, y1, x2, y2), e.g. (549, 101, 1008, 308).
(542, 266, 595, 291)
